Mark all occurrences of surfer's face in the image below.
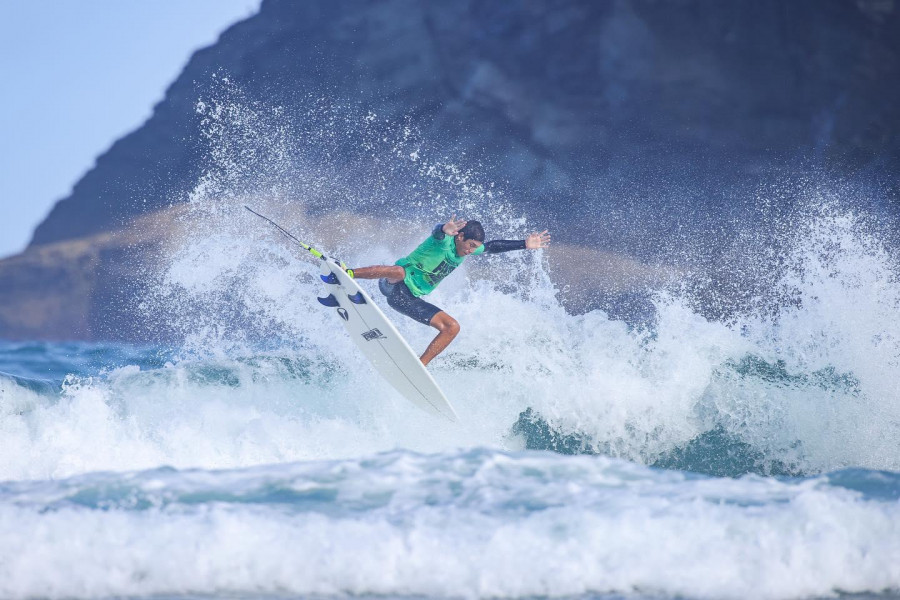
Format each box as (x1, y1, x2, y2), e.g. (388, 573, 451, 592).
(455, 235, 483, 256)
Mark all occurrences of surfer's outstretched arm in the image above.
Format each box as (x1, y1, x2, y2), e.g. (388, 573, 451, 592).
(482, 230, 551, 254)
(525, 230, 551, 249)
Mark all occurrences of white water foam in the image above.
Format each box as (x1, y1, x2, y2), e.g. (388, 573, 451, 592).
(3, 84, 899, 482)
(1, 451, 898, 600)
(3, 201, 899, 481)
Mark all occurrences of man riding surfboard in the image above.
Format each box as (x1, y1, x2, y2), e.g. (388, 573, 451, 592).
(350, 216, 551, 365)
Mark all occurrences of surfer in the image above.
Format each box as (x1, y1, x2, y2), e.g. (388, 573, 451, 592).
(349, 216, 551, 365)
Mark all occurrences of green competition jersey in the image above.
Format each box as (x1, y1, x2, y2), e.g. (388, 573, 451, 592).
(396, 227, 485, 297)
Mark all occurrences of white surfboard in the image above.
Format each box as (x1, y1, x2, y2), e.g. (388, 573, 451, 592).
(317, 258, 459, 422)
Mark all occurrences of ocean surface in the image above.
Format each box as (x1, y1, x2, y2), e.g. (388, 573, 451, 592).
(2, 213, 900, 600)
(4, 87, 900, 599)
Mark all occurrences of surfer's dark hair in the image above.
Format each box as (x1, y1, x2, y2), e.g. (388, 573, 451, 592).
(458, 220, 485, 242)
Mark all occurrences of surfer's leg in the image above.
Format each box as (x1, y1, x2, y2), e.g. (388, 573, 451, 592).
(385, 283, 452, 365)
(420, 312, 460, 366)
(350, 265, 405, 283)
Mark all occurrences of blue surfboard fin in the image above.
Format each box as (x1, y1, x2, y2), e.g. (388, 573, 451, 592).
(317, 294, 340, 307)
(347, 292, 366, 305)
(320, 272, 339, 284)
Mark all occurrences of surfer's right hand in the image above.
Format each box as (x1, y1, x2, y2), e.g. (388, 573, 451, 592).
(442, 215, 467, 237)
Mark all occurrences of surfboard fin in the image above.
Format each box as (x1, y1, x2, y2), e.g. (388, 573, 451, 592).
(347, 292, 366, 305)
(317, 294, 340, 307)
(320, 272, 340, 284)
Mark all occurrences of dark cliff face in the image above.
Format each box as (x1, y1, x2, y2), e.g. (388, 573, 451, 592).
(6, 0, 900, 341)
(29, 0, 900, 249)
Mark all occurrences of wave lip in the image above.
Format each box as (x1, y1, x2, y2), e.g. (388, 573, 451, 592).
(1, 449, 898, 600)
(0, 370, 56, 419)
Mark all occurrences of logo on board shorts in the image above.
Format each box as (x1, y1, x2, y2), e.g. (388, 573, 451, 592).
(337, 308, 349, 321)
(361, 328, 386, 341)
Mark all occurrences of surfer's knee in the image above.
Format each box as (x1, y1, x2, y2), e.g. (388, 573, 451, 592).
(431, 312, 459, 337)
(387, 266, 406, 283)
(447, 317, 460, 336)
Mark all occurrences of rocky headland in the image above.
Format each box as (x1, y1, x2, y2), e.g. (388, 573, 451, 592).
(2, 0, 898, 340)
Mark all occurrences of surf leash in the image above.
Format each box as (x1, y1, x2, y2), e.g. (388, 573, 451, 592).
(243, 205, 354, 277)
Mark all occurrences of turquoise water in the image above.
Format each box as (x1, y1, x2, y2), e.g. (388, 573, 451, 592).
(1, 335, 898, 600)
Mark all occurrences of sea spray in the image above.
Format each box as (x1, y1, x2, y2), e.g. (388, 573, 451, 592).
(518, 199, 900, 475)
(7, 79, 900, 482)
(5, 199, 899, 481)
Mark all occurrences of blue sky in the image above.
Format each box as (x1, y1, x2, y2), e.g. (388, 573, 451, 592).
(0, 0, 261, 259)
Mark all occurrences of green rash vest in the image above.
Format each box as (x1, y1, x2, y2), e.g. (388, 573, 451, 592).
(396, 226, 485, 297)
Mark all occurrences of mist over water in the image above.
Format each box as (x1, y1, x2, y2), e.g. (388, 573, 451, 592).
(2, 78, 899, 599)
(0, 80, 896, 482)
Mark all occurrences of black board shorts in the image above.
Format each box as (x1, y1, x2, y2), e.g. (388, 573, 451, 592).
(379, 278, 442, 326)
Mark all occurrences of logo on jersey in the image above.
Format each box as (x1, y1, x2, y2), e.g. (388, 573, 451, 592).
(425, 260, 456, 286)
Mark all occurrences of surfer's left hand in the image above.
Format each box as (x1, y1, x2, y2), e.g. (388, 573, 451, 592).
(525, 230, 551, 249)
(442, 215, 468, 237)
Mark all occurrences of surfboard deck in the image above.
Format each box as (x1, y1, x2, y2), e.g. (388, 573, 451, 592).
(317, 258, 459, 422)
